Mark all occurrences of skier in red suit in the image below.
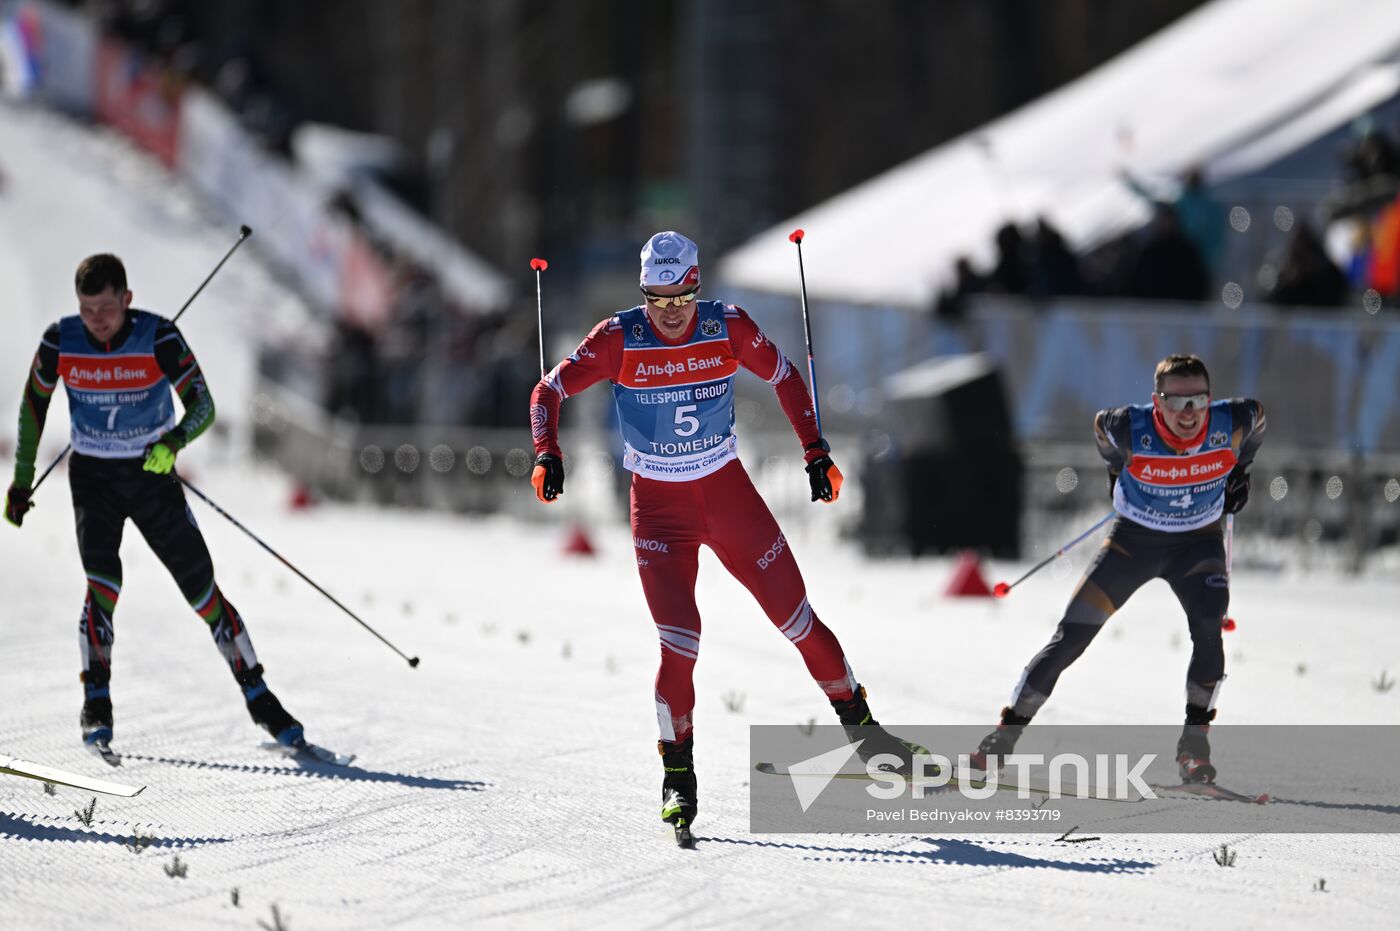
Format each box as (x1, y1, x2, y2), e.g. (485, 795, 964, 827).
(529, 232, 915, 835)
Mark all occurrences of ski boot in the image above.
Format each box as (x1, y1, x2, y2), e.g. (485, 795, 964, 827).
(831, 686, 931, 777)
(1176, 705, 1217, 784)
(968, 706, 1032, 772)
(659, 737, 698, 847)
(80, 670, 121, 766)
(236, 664, 304, 748)
(80, 671, 114, 746)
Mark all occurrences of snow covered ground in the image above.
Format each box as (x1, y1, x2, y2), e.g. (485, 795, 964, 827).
(4, 469, 1400, 930)
(4, 99, 1400, 931)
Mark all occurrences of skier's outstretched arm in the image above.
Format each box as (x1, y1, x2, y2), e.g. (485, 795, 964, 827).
(528, 319, 619, 501)
(727, 306, 841, 503)
(5, 325, 59, 526)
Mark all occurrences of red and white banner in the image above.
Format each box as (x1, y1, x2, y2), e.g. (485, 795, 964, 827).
(58, 354, 163, 391)
(93, 37, 180, 166)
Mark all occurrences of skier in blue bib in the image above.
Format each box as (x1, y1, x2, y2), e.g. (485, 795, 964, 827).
(972, 354, 1266, 784)
(5, 254, 304, 763)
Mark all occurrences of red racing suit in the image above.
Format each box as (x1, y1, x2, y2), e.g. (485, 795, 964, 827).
(530, 301, 858, 742)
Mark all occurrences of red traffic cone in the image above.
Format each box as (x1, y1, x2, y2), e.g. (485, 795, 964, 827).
(288, 481, 315, 511)
(563, 524, 596, 556)
(945, 551, 994, 598)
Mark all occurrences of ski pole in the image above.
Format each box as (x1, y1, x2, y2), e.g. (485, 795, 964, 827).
(30, 225, 254, 495)
(531, 257, 549, 378)
(788, 229, 822, 434)
(1221, 514, 1237, 631)
(993, 511, 1116, 598)
(177, 474, 420, 668)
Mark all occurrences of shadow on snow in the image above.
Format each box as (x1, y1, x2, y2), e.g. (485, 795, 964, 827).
(0, 811, 230, 848)
(699, 835, 1156, 872)
(1268, 796, 1400, 818)
(122, 753, 487, 791)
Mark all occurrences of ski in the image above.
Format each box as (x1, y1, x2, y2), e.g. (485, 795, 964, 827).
(672, 820, 696, 849)
(87, 739, 122, 768)
(756, 761, 894, 782)
(261, 740, 357, 767)
(1, 754, 144, 797)
(1148, 782, 1269, 805)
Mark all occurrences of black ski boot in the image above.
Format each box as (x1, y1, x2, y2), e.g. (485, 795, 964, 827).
(831, 686, 930, 776)
(236, 664, 304, 747)
(659, 737, 698, 847)
(969, 706, 1032, 771)
(1176, 705, 1217, 784)
(80, 670, 113, 747)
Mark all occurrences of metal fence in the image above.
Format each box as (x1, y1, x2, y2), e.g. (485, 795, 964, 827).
(250, 288, 1400, 574)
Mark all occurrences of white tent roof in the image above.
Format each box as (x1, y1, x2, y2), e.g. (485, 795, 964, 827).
(718, 0, 1400, 308)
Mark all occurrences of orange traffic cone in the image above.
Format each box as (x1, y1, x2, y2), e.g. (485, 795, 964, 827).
(563, 524, 596, 556)
(945, 551, 994, 598)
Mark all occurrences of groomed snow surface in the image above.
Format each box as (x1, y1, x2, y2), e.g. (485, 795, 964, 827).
(4, 469, 1400, 929)
(3, 100, 1400, 930)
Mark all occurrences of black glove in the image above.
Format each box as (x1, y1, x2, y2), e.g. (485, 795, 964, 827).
(532, 453, 565, 502)
(804, 440, 843, 503)
(4, 483, 33, 528)
(1224, 466, 1250, 515)
(1108, 470, 1119, 500)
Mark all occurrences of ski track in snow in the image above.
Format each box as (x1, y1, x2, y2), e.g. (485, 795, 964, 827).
(3, 100, 1400, 930)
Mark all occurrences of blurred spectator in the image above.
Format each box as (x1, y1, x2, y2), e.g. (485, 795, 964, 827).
(1367, 194, 1400, 297)
(933, 256, 985, 320)
(1121, 164, 1225, 278)
(1327, 217, 1373, 290)
(1341, 121, 1399, 184)
(1266, 221, 1348, 308)
(1128, 205, 1208, 302)
(987, 222, 1029, 295)
(213, 53, 292, 151)
(325, 321, 379, 423)
(1026, 217, 1084, 299)
(378, 256, 437, 422)
(1078, 234, 1136, 297)
(1326, 121, 1400, 220)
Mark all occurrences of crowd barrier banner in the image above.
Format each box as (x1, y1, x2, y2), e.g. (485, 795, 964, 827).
(93, 37, 179, 166)
(177, 87, 392, 328)
(11, 0, 497, 328)
(958, 302, 1400, 453)
(353, 181, 511, 313)
(5, 0, 94, 113)
(726, 288, 1400, 454)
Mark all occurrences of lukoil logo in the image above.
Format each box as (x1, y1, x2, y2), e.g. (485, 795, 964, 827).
(783, 744, 1160, 812)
